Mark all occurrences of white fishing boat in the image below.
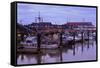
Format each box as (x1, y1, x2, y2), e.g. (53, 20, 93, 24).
(20, 36, 37, 46)
(62, 35, 81, 41)
(62, 35, 73, 41)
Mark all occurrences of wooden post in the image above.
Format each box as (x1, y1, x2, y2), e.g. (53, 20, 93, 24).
(88, 30, 89, 40)
(37, 53, 41, 64)
(73, 32, 75, 56)
(37, 33, 41, 53)
(59, 32, 62, 48)
(20, 54, 24, 61)
(37, 33, 42, 64)
(81, 40, 84, 53)
(73, 32, 75, 43)
(73, 45, 75, 56)
(81, 32, 84, 42)
(59, 47, 63, 62)
(87, 30, 89, 48)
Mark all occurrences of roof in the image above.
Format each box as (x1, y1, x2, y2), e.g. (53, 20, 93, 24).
(31, 22, 52, 26)
(66, 22, 93, 26)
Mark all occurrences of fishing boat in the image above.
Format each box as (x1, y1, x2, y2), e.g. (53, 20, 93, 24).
(20, 36, 37, 46)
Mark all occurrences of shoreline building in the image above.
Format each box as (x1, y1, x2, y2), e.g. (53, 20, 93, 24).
(65, 22, 96, 31)
(64, 22, 96, 38)
(26, 22, 64, 33)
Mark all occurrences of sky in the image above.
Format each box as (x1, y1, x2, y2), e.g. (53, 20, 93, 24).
(17, 3, 96, 26)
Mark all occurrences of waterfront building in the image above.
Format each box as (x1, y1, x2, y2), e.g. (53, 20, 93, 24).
(65, 22, 96, 32)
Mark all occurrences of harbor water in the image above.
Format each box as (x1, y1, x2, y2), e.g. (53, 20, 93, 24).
(17, 40, 96, 65)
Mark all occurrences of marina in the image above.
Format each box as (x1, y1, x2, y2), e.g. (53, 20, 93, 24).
(16, 3, 97, 65)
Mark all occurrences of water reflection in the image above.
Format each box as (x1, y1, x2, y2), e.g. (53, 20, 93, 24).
(17, 40, 96, 65)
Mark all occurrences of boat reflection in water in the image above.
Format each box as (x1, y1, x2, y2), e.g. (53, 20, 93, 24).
(17, 40, 96, 65)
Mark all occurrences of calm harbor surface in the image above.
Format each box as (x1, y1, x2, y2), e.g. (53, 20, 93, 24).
(17, 40, 96, 65)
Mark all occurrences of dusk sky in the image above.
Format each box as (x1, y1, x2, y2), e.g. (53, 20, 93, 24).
(17, 3, 96, 26)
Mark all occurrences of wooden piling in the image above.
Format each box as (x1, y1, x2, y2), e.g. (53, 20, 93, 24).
(73, 32, 75, 43)
(81, 31, 84, 53)
(88, 30, 89, 40)
(37, 53, 41, 64)
(73, 44, 75, 56)
(73, 32, 75, 56)
(87, 31, 90, 48)
(81, 32, 84, 42)
(59, 32, 63, 48)
(81, 41, 84, 53)
(37, 33, 41, 53)
(59, 47, 63, 62)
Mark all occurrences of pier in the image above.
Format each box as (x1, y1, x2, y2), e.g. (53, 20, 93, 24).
(17, 28, 96, 53)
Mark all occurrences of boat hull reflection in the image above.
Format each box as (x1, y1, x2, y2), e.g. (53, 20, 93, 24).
(17, 40, 96, 65)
